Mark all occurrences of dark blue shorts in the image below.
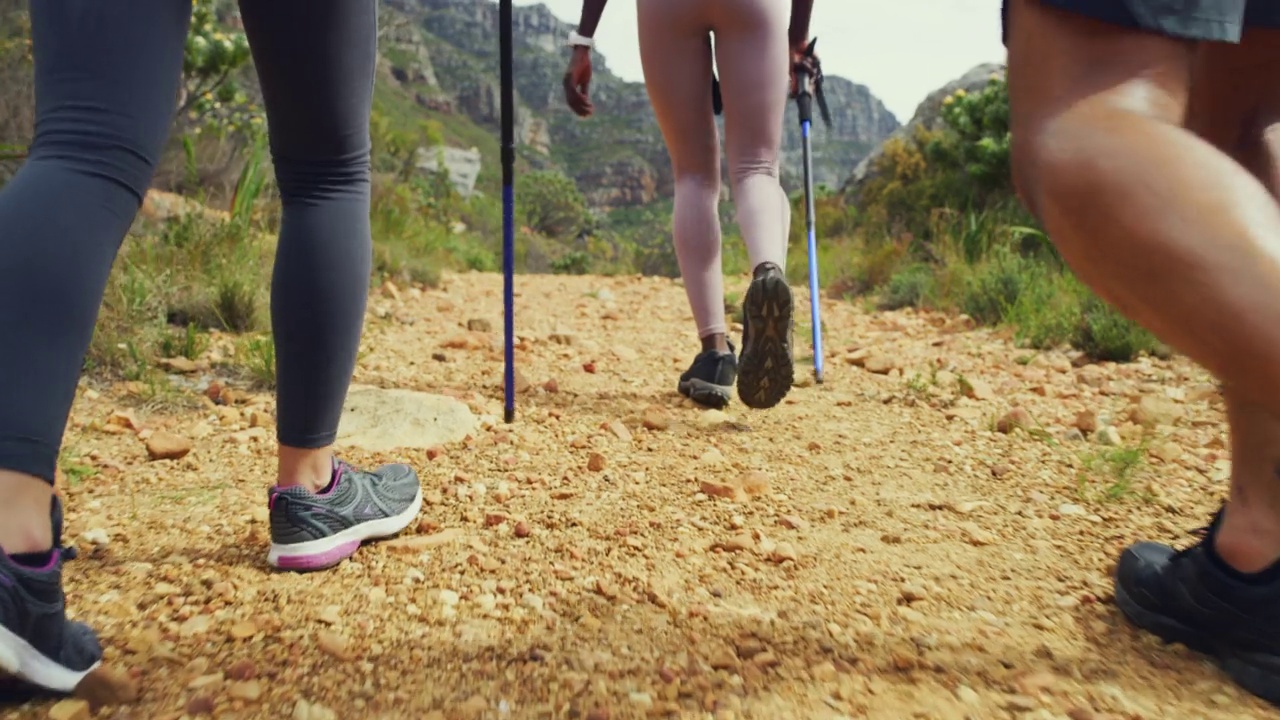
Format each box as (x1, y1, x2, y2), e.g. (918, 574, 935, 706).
(1001, 0, 1280, 46)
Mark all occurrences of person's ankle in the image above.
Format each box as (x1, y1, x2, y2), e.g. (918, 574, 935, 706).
(700, 333, 730, 354)
(276, 446, 335, 493)
(0, 470, 54, 555)
(1214, 504, 1280, 574)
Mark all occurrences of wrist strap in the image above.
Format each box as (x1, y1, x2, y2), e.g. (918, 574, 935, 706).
(567, 30, 594, 48)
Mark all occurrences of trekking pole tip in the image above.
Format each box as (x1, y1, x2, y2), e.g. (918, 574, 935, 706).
(504, 407, 515, 424)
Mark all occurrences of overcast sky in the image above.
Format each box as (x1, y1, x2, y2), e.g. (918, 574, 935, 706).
(515, 0, 1007, 122)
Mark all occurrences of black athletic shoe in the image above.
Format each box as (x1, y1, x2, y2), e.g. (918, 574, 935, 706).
(737, 261, 795, 410)
(0, 497, 103, 693)
(1114, 508, 1280, 706)
(678, 343, 737, 409)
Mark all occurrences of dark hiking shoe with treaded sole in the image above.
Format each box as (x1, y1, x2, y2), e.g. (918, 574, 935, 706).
(678, 343, 737, 409)
(0, 496, 103, 694)
(737, 261, 794, 409)
(268, 459, 422, 571)
(1114, 508, 1280, 707)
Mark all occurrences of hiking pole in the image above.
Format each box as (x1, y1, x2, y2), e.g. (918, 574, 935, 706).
(500, 0, 516, 423)
(795, 37, 832, 384)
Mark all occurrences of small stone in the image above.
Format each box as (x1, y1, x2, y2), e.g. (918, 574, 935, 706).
(722, 534, 754, 553)
(145, 432, 191, 461)
(996, 407, 1033, 434)
(587, 452, 607, 472)
(863, 355, 896, 374)
(185, 695, 216, 716)
(955, 685, 980, 704)
(1095, 426, 1122, 446)
(1130, 395, 1184, 428)
(810, 660, 838, 682)
(709, 649, 739, 670)
(701, 480, 743, 501)
(1149, 440, 1182, 462)
(317, 630, 353, 660)
(514, 521, 531, 538)
(317, 605, 342, 625)
(48, 699, 91, 720)
(739, 471, 771, 496)
(605, 420, 631, 441)
(778, 515, 808, 530)
(179, 614, 211, 636)
(1074, 410, 1098, 434)
(158, 357, 199, 374)
(642, 406, 671, 431)
(900, 584, 928, 602)
(466, 318, 492, 332)
(227, 659, 256, 680)
(229, 620, 257, 640)
(963, 378, 995, 400)
(770, 542, 798, 563)
(187, 672, 223, 690)
(1005, 695, 1038, 712)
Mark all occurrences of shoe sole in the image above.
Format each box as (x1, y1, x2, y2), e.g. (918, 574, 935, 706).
(1115, 583, 1280, 706)
(737, 272, 794, 410)
(267, 486, 424, 571)
(0, 624, 100, 694)
(678, 378, 732, 409)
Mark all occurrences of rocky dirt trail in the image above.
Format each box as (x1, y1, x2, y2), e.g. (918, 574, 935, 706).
(3, 272, 1269, 720)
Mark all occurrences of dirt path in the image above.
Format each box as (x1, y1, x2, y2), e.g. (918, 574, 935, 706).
(5, 271, 1270, 720)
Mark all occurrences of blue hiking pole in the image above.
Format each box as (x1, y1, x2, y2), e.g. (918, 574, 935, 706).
(795, 38, 831, 384)
(500, 0, 516, 423)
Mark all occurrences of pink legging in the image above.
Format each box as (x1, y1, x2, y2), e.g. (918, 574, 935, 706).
(638, 0, 792, 339)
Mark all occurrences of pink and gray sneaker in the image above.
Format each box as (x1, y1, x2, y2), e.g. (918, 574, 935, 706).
(266, 459, 422, 571)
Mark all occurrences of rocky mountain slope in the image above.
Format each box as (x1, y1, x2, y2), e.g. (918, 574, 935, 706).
(842, 62, 1006, 200)
(380, 0, 900, 208)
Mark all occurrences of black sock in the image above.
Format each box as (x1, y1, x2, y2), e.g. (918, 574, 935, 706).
(1204, 533, 1280, 585)
(8, 550, 55, 569)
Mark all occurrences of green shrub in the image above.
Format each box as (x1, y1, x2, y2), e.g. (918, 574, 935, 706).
(878, 263, 935, 310)
(1075, 295, 1160, 362)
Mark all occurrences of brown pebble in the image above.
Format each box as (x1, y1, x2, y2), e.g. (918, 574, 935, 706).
(145, 432, 192, 461)
(587, 452, 607, 472)
(184, 695, 215, 716)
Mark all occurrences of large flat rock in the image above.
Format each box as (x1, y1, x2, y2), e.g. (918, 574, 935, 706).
(336, 385, 476, 452)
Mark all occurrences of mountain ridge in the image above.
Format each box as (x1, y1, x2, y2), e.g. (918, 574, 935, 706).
(380, 0, 901, 209)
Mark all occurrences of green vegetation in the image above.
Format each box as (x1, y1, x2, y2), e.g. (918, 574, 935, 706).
(815, 75, 1160, 363)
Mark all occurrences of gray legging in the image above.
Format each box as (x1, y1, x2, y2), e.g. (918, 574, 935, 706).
(0, 0, 377, 484)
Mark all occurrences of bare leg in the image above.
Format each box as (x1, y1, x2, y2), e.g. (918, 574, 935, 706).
(1008, 0, 1280, 703)
(1187, 29, 1280, 571)
(1008, 0, 1280, 412)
